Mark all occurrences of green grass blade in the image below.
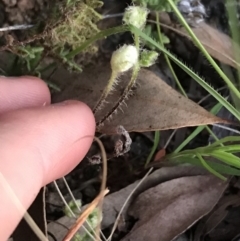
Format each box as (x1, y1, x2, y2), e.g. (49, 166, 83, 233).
(196, 153, 227, 180)
(206, 145, 240, 153)
(167, 0, 240, 100)
(130, 25, 240, 121)
(209, 151, 240, 168)
(174, 156, 240, 176)
(208, 136, 240, 147)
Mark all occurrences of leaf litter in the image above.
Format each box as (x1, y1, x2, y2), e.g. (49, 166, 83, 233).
(47, 166, 228, 241)
(120, 175, 228, 241)
(52, 63, 229, 134)
(194, 194, 240, 241)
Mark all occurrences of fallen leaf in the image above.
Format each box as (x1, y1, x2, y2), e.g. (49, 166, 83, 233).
(52, 64, 227, 134)
(165, 22, 240, 69)
(194, 195, 240, 241)
(121, 175, 228, 241)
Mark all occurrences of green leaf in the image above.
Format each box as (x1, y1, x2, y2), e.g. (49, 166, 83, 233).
(209, 151, 240, 168)
(174, 156, 240, 176)
(209, 136, 240, 147)
(196, 153, 227, 180)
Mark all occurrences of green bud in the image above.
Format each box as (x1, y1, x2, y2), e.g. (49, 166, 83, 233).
(111, 44, 139, 73)
(139, 50, 159, 67)
(64, 199, 82, 218)
(123, 6, 149, 29)
(88, 207, 102, 229)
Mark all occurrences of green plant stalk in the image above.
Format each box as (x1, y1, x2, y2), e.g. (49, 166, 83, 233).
(156, 13, 187, 98)
(130, 25, 240, 121)
(167, 0, 240, 101)
(97, 30, 140, 120)
(97, 62, 141, 126)
(96, 31, 141, 126)
(145, 131, 160, 167)
(174, 155, 240, 175)
(196, 153, 227, 180)
(93, 70, 118, 113)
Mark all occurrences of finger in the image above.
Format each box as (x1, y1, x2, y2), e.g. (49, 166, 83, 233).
(0, 101, 95, 240)
(0, 76, 51, 114)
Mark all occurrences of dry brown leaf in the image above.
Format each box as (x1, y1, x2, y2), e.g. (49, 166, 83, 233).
(194, 195, 240, 241)
(174, 22, 240, 69)
(121, 175, 228, 241)
(52, 64, 227, 134)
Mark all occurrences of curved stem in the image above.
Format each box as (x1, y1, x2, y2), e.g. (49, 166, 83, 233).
(93, 71, 118, 114)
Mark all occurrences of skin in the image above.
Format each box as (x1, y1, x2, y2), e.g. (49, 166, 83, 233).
(0, 76, 96, 240)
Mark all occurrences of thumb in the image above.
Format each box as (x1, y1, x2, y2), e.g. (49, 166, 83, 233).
(0, 101, 95, 240)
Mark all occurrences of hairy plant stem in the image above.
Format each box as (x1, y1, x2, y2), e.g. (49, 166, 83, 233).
(93, 70, 118, 114)
(97, 33, 141, 126)
(97, 63, 140, 126)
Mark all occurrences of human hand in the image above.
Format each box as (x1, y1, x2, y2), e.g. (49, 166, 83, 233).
(0, 76, 95, 240)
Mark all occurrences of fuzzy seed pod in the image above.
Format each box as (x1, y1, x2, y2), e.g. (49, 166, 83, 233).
(110, 44, 139, 73)
(123, 6, 149, 29)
